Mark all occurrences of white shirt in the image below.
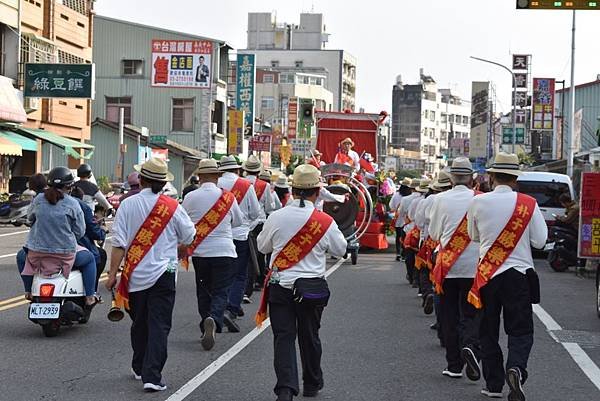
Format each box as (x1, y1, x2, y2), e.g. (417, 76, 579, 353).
(257, 199, 347, 289)
(389, 192, 403, 213)
(218, 172, 261, 241)
(335, 149, 361, 171)
(181, 182, 243, 258)
(245, 175, 274, 229)
(271, 187, 282, 210)
(315, 186, 345, 211)
(398, 192, 418, 229)
(404, 193, 423, 231)
(415, 193, 437, 241)
(111, 188, 195, 292)
(467, 185, 548, 278)
(429, 185, 480, 278)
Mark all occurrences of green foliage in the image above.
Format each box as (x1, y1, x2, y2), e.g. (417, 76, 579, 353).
(97, 176, 111, 194)
(517, 151, 535, 167)
(285, 155, 305, 176)
(396, 169, 420, 179)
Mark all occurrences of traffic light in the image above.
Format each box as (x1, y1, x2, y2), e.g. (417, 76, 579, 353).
(517, 0, 599, 9)
(299, 99, 315, 126)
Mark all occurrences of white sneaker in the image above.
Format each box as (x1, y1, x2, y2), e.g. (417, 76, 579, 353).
(242, 295, 252, 304)
(143, 382, 167, 392)
(481, 388, 503, 398)
(201, 317, 216, 351)
(442, 369, 463, 378)
(131, 368, 141, 381)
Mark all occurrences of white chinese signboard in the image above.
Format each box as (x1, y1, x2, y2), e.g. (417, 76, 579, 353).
(151, 39, 213, 89)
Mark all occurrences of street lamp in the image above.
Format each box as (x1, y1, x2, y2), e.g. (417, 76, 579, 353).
(470, 56, 518, 154)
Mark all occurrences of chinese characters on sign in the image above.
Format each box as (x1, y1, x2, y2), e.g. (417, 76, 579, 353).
(579, 172, 600, 258)
(249, 134, 271, 152)
(24, 64, 95, 98)
(469, 82, 489, 158)
(151, 40, 213, 89)
(236, 54, 255, 132)
(502, 127, 525, 145)
(289, 138, 316, 156)
(288, 97, 298, 139)
(227, 110, 244, 155)
(531, 78, 555, 131)
(512, 54, 529, 70)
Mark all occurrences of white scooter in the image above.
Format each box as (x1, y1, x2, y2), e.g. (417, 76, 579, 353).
(28, 270, 93, 337)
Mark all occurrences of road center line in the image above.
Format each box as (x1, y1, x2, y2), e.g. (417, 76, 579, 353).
(533, 304, 600, 392)
(0, 230, 29, 237)
(165, 257, 348, 401)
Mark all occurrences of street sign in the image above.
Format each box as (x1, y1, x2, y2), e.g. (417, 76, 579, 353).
(512, 55, 529, 70)
(236, 54, 256, 133)
(227, 110, 244, 155)
(287, 97, 298, 139)
(24, 63, 95, 98)
(502, 127, 525, 144)
(150, 135, 167, 145)
(517, 0, 600, 9)
(531, 78, 556, 131)
(578, 172, 600, 258)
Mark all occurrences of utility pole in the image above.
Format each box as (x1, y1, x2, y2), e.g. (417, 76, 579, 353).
(119, 107, 125, 182)
(567, 10, 576, 178)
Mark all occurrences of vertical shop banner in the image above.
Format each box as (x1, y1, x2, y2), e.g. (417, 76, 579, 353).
(288, 97, 298, 139)
(470, 82, 489, 158)
(531, 78, 555, 131)
(573, 108, 583, 153)
(227, 110, 244, 155)
(579, 172, 600, 258)
(151, 40, 212, 88)
(236, 54, 255, 132)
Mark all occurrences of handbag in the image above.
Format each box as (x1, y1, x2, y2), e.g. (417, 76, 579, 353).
(526, 269, 541, 304)
(292, 277, 330, 307)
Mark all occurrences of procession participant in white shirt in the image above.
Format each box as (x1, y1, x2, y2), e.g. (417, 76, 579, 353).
(217, 155, 261, 327)
(181, 159, 243, 350)
(274, 175, 292, 207)
(399, 179, 420, 285)
(428, 157, 482, 383)
(242, 155, 274, 299)
(256, 164, 347, 401)
(466, 153, 547, 401)
(333, 137, 360, 171)
(106, 158, 195, 392)
(390, 177, 412, 260)
(406, 179, 428, 291)
(260, 170, 281, 211)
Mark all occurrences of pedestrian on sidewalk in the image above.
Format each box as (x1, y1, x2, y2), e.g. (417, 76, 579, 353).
(256, 164, 347, 401)
(106, 157, 195, 392)
(466, 152, 547, 401)
(429, 157, 482, 383)
(217, 155, 261, 329)
(181, 159, 243, 351)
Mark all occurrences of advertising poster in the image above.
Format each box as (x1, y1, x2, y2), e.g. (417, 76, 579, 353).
(470, 82, 489, 158)
(531, 78, 555, 131)
(288, 97, 298, 139)
(151, 40, 212, 88)
(236, 54, 255, 131)
(579, 172, 600, 258)
(227, 110, 244, 155)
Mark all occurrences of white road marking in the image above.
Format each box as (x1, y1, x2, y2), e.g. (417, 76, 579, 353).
(165, 257, 348, 401)
(533, 304, 600, 392)
(0, 230, 29, 237)
(0, 253, 17, 260)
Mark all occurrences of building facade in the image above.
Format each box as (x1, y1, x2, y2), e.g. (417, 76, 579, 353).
(92, 16, 231, 162)
(241, 12, 356, 112)
(391, 70, 471, 174)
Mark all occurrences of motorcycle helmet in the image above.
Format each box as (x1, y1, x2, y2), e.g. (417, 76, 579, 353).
(77, 163, 92, 178)
(127, 172, 140, 187)
(48, 166, 75, 188)
(189, 175, 200, 185)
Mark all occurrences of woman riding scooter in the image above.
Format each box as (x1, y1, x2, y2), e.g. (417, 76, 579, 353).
(17, 167, 98, 307)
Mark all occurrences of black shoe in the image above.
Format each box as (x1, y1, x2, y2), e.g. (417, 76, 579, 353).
(396, 255, 401, 261)
(423, 293, 434, 315)
(461, 347, 481, 381)
(276, 387, 294, 401)
(506, 367, 525, 401)
(430, 322, 438, 330)
(303, 381, 324, 397)
(223, 313, 240, 333)
(237, 307, 245, 317)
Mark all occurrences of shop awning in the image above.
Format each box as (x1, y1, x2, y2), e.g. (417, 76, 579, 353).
(0, 137, 22, 156)
(0, 130, 38, 152)
(0, 78, 27, 124)
(16, 127, 94, 159)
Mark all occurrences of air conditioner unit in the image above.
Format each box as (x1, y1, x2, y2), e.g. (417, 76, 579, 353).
(211, 122, 218, 134)
(24, 97, 41, 112)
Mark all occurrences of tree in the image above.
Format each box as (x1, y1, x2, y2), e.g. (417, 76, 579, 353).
(517, 151, 535, 167)
(396, 169, 420, 179)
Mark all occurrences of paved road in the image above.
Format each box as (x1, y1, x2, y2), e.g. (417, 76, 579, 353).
(1, 232, 599, 400)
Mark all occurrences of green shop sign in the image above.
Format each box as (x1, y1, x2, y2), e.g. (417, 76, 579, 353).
(24, 63, 95, 99)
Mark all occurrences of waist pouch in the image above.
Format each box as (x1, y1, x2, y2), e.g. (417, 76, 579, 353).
(293, 277, 330, 307)
(526, 269, 541, 304)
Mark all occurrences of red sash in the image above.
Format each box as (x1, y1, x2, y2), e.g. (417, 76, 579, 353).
(181, 190, 235, 270)
(467, 193, 537, 309)
(403, 227, 421, 251)
(416, 236, 437, 270)
(432, 215, 471, 293)
(230, 178, 251, 203)
(253, 179, 268, 201)
(255, 209, 333, 326)
(116, 195, 178, 309)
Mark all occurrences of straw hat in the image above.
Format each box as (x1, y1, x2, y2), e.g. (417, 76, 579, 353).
(134, 157, 174, 182)
(194, 159, 220, 175)
(450, 157, 474, 175)
(292, 164, 323, 189)
(409, 179, 421, 189)
(400, 177, 412, 187)
(274, 175, 290, 189)
(313, 149, 322, 157)
(432, 170, 452, 190)
(416, 179, 431, 193)
(218, 155, 240, 171)
(258, 169, 272, 181)
(340, 137, 354, 146)
(487, 152, 522, 176)
(242, 155, 262, 172)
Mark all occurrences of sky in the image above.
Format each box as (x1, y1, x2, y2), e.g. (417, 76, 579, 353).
(95, 0, 599, 114)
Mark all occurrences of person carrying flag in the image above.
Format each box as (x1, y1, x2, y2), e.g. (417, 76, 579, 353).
(333, 137, 360, 171)
(256, 164, 347, 401)
(106, 158, 195, 392)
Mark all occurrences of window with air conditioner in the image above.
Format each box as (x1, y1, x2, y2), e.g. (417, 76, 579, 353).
(122, 60, 143, 77)
(105, 97, 132, 125)
(172, 98, 194, 132)
(294, 60, 303, 68)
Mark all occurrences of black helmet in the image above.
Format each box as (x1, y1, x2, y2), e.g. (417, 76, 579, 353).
(48, 166, 74, 188)
(190, 175, 200, 185)
(77, 163, 92, 178)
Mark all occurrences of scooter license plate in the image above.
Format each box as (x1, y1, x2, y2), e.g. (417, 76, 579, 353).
(544, 242, 555, 251)
(29, 303, 60, 319)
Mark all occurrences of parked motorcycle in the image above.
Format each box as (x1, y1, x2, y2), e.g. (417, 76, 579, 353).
(545, 226, 584, 272)
(0, 194, 32, 227)
(28, 270, 94, 337)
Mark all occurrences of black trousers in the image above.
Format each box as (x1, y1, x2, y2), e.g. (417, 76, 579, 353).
(192, 256, 235, 333)
(405, 250, 416, 283)
(419, 266, 433, 297)
(440, 278, 481, 372)
(395, 227, 404, 255)
(269, 284, 325, 396)
(480, 268, 534, 392)
(128, 270, 176, 385)
(246, 224, 265, 297)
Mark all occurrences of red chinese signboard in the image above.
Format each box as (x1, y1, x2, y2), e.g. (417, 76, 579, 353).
(288, 97, 298, 139)
(579, 172, 600, 258)
(531, 78, 555, 131)
(249, 134, 272, 152)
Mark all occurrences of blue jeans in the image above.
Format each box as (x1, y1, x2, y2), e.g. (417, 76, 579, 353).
(227, 240, 250, 315)
(17, 248, 97, 296)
